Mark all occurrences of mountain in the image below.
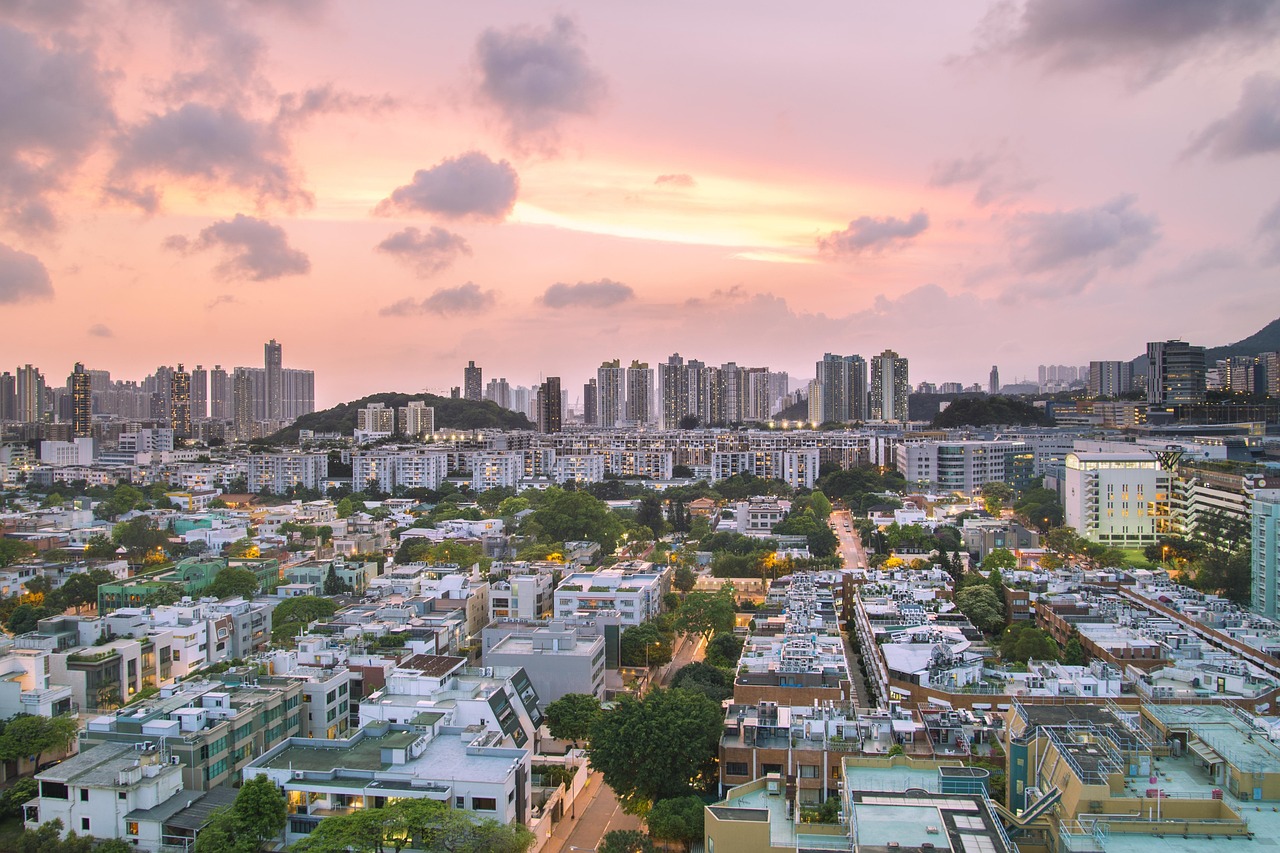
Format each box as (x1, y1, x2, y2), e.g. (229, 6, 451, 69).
(268, 392, 534, 443)
(1204, 317, 1280, 363)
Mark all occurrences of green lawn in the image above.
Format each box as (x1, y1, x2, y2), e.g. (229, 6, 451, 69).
(1119, 548, 1158, 570)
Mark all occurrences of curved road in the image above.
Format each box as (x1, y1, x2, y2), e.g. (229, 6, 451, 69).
(831, 509, 867, 569)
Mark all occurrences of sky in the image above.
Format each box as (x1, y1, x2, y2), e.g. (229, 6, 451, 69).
(2, 0, 1280, 407)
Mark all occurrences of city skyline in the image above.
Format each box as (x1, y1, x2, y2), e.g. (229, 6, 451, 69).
(1, 3, 1278, 404)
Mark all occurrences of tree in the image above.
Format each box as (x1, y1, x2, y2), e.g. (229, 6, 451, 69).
(669, 662, 733, 702)
(290, 798, 532, 853)
(113, 516, 169, 566)
(1044, 527, 1083, 558)
(0, 539, 35, 568)
(980, 482, 1015, 517)
(59, 569, 114, 613)
(1014, 486, 1063, 532)
(637, 495, 668, 538)
(646, 795, 705, 851)
(599, 830, 657, 853)
(0, 714, 79, 770)
(672, 564, 697, 593)
(998, 624, 1060, 663)
(544, 693, 602, 745)
(526, 488, 625, 552)
(589, 688, 723, 812)
(1062, 630, 1086, 666)
(323, 565, 351, 596)
(0, 776, 37, 819)
(206, 566, 260, 599)
(954, 585, 1005, 634)
(672, 589, 735, 641)
(193, 775, 285, 853)
(983, 548, 1016, 571)
(704, 632, 744, 668)
(620, 622, 673, 667)
(270, 595, 337, 641)
(224, 538, 259, 559)
(6, 604, 59, 635)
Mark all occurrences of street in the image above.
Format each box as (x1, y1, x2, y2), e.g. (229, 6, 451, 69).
(544, 772, 642, 853)
(831, 509, 867, 569)
(658, 634, 706, 687)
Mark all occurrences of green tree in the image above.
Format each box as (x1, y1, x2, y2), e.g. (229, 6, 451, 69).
(672, 564, 697, 593)
(526, 488, 625, 552)
(84, 533, 118, 560)
(194, 775, 286, 853)
(590, 688, 723, 812)
(980, 482, 1015, 516)
(6, 604, 59, 635)
(620, 622, 673, 667)
(544, 693, 602, 745)
(646, 795, 705, 851)
(1062, 629, 1086, 666)
(0, 714, 79, 769)
(270, 595, 338, 641)
(59, 569, 115, 613)
(0, 776, 37, 819)
(669, 661, 733, 702)
(998, 623, 1060, 663)
(1044, 527, 1083, 558)
(113, 516, 170, 566)
(636, 495, 668, 538)
(983, 548, 1016, 571)
(598, 830, 656, 853)
(954, 585, 1005, 634)
(807, 490, 833, 520)
(0, 539, 35, 568)
(704, 632, 744, 668)
(672, 588, 735, 641)
(206, 566, 260, 599)
(1014, 486, 1063, 532)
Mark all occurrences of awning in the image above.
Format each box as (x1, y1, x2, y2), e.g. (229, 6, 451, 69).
(1189, 739, 1223, 766)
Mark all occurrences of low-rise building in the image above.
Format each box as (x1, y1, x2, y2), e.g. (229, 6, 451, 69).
(483, 624, 606, 703)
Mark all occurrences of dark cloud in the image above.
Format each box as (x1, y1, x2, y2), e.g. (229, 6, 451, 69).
(0, 24, 115, 236)
(818, 211, 929, 257)
(375, 226, 472, 277)
(541, 279, 634, 309)
(929, 149, 1036, 206)
(113, 103, 311, 209)
(165, 213, 310, 281)
(375, 152, 518, 221)
(655, 174, 696, 188)
(1009, 195, 1160, 275)
(379, 282, 497, 317)
(274, 85, 396, 130)
(0, 242, 53, 303)
(475, 16, 607, 149)
(102, 184, 161, 215)
(1187, 74, 1280, 161)
(977, 0, 1280, 80)
(87, 322, 113, 338)
(1260, 198, 1280, 265)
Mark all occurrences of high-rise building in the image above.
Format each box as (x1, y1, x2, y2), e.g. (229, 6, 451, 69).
(356, 403, 395, 433)
(69, 363, 92, 437)
(485, 377, 512, 409)
(16, 364, 44, 423)
(745, 368, 772, 421)
(988, 365, 1000, 395)
(232, 367, 259, 439)
(264, 339, 283, 421)
(625, 360, 653, 426)
(281, 368, 315, 420)
(397, 400, 435, 437)
(190, 365, 208, 420)
(582, 379, 598, 425)
(537, 377, 562, 433)
(870, 350, 909, 421)
(210, 365, 230, 419)
(686, 360, 712, 427)
(1252, 489, 1280, 618)
(0, 371, 15, 421)
(814, 353, 866, 423)
(1146, 340, 1206, 409)
(463, 361, 483, 401)
(597, 360, 625, 427)
(1087, 360, 1133, 398)
(170, 364, 192, 436)
(660, 353, 688, 429)
(718, 362, 748, 424)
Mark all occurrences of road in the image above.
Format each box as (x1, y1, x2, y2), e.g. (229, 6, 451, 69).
(831, 509, 867, 569)
(545, 772, 642, 853)
(658, 634, 706, 687)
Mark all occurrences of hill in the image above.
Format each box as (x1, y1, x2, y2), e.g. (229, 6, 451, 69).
(269, 392, 533, 443)
(1204, 317, 1280, 363)
(931, 395, 1053, 428)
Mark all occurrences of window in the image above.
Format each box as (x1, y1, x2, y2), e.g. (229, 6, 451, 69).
(455, 797, 464, 808)
(799, 766, 818, 778)
(80, 789, 90, 802)
(119, 792, 127, 800)
(472, 797, 497, 811)
(126, 821, 139, 836)
(81, 818, 90, 832)
(725, 762, 749, 777)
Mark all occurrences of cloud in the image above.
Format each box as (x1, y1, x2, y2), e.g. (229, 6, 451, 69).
(0, 24, 115, 236)
(165, 214, 310, 281)
(655, 173, 696, 188)
(818, 211, 929, 257)
(1187, 74, 1280, 161)
(1260, 198, 1280, 265)
(1008, 195, 1160, 280)
(206, 294, 239, 309)
(375, 226, 472, 276)
(87, 322, 112, 337)
(375, 152, 518, 221)
(929, 148, 1036, 206)
(112, 103, 312, 209)
(475, 15, 607, 149)
(379, 281, 497, 317)
(975, 0, 1280, 81)
(542, 278, 634, 309)
(0, 242, 53, 303)
(684, 284, 748, 308)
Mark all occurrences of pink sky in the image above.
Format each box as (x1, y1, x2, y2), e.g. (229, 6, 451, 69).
(2, 1, 1279, 406)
